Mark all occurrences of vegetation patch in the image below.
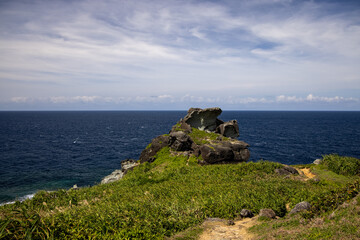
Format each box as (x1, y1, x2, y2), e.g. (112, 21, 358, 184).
(188, 128, 228, 145)
(1, 155, 359, 239)
(321, 154, 360, 176)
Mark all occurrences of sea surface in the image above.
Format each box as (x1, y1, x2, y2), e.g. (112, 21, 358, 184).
(0, 111, 359, 204)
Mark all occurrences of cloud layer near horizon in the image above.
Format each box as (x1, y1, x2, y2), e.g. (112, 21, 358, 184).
(0, 0, 359, 110)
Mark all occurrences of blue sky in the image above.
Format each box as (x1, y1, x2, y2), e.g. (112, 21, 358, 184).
(0, 0, 359, 110)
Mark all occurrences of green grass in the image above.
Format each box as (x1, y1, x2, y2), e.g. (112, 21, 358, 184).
(1, 153, 359, 239)
(249, 193, 360, 240)
(188, 128, 228, 145)
(321, 154, 360, 176)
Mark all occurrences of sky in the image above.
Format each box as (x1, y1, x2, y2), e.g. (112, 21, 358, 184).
(0, 0, 359, 110)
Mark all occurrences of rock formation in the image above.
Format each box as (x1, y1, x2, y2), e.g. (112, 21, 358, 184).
(183, 107, 222, 131)
(101, 159, 138, 184)
(102, 107, 250, 184)
(289, 201, 311, 215)
(140, 107, 250, 165)
(259, 208, 277, 219)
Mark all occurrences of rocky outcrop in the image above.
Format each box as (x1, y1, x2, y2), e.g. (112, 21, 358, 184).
(101, 159, 138, 184)
(103, 107, 250, 183)
(169, 131, 193, 151)
(139, 107, 250, 165)
(139, 135, 170, 163)
(183, 107, 222, 131)
(199, 142, 250, 164)
(216, 120, 239, 138)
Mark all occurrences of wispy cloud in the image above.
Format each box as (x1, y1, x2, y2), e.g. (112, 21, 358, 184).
(0, 0, 359, 110)
(7, 94, 358, 107)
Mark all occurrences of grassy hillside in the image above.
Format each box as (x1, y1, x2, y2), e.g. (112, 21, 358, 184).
(1, 150, 359, 239)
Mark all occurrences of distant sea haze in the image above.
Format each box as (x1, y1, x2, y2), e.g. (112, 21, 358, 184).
(0, 111, 359, 205)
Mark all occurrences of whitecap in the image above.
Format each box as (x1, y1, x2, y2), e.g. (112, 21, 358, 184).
(0, 193, 35, 206)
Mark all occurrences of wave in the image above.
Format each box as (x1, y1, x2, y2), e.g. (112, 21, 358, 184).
(0, 193, 36, 206)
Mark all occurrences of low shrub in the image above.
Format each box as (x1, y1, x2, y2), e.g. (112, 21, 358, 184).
(322, 154, 360, 176)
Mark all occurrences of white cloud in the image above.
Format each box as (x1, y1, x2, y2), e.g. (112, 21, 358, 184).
(8, 94, 357, 107)
(0, 0, 359, 110)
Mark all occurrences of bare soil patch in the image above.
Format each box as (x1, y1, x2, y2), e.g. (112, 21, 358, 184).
(198, 217, 258, 240)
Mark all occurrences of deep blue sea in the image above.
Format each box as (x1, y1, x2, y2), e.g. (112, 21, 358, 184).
(1, 111, 359, 204)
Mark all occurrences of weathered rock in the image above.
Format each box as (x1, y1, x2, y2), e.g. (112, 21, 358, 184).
(183, 107, 222, 131)
(275, 165, 299, 175)
(222, 141, 249, 151)
(169, 131, 193, 151)
(121, 159, 138, 174)
(313, 159, 322, 165)
(198, 140, 250, 164)
(139, 107, 250, 165)
(216, 120, 239, 138)
(259, 209, 276, 219)
(139, 135, 170, 163)
(289, 201, 311, 215)
(170, 121, 192, 133)
(101, 159, 139, 184)
(240, 209, 254, 218)
(199, 144, 234, 164)
(101, 169, 124, 184)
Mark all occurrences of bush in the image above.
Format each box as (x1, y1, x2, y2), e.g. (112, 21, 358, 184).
(322, 154, 360, 176)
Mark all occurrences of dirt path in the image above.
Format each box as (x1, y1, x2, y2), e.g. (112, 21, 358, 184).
(198, 217, 258, 240)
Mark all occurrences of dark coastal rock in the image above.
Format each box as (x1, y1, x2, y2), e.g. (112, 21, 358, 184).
(216, 120, 239, 138)
(199, 142, 250, 164)
(199, 144, 235, 164)
(169, 131, 193, 151)
(259, 209, 276, 219)
(138, 107, 250, 165)
(139, 135, 170, 163)
(170, 121, 192, 133)
(289, 201, 311, 215)
(183, 107, 222, 131)
(240, 209, 254, 218)
(275, 166, 299, 175)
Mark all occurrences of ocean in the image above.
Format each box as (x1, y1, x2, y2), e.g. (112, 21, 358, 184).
(0, 111, 359, 205)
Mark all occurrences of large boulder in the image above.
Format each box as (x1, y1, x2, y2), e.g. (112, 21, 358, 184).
(259, 209, 276, 219)
(289, 201, 311, 215)
(169, 131, 193, 151)
(216, 120, 239, 138)
(199, 144, 235, 164)
(183, 107, 222, 131)
(199, 141, 250, 164)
